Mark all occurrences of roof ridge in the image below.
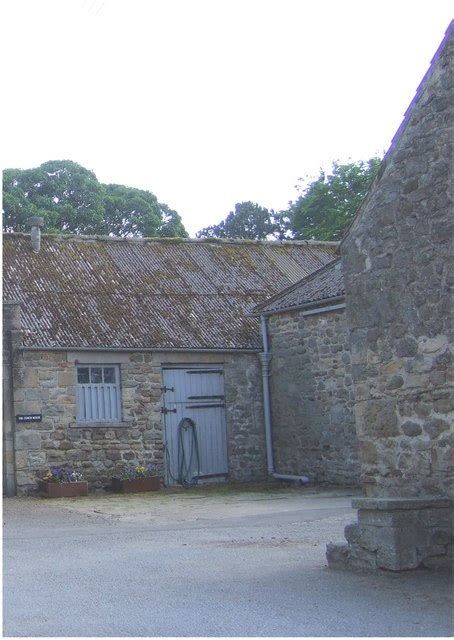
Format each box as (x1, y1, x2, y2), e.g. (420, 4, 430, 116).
(3, 232, 340, 247)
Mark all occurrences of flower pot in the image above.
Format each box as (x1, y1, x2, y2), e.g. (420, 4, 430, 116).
(38, 480, 88, 498)
(111, 476, 161, 494)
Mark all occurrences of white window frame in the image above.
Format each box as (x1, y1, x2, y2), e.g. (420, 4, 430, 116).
(76, 364, 122, 424)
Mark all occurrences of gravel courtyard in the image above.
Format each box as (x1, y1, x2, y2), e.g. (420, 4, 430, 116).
(3, 484, 452, 637)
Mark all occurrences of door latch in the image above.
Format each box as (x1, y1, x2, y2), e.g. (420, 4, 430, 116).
(161, 407, 177, 415)
(160, 386, 174, 393)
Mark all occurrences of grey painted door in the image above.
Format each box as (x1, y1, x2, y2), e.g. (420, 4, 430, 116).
(162, 366, 228, 485)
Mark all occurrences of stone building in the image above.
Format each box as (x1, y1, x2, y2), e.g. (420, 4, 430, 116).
(253, 258, 360, 486)
(3, 231, 337, 495)
(327, 22, 453, 571)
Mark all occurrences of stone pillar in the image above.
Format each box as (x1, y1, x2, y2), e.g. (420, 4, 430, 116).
(3, 302, 22, 496)
(327, 498, 452, 572)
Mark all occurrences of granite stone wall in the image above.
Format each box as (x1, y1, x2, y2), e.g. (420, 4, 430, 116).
(7, 348, 267, 494)
(341, 27, 453, 500)
(327, 26, 453, 572)
(268, 308, 360, 485)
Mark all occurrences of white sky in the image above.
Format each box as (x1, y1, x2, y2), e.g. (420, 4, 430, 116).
(1, 1, 452, 236)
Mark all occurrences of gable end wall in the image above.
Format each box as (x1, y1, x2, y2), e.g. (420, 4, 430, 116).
(341, 27, 453, 499)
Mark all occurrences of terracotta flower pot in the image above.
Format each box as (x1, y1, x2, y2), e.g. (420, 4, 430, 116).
(111, 476, 161, 494)
(38, 480, 88, 498)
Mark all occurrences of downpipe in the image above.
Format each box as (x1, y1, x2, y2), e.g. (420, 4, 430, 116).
(259, 315, 310, 486)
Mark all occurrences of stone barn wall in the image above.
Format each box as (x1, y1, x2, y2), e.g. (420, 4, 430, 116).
(341, 33, 453, 500)
(268, 308, 360, 485)
(8, 347, 267, 495)
(327, 25, 453, 572)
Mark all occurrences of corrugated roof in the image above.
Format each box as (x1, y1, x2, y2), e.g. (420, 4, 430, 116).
(3, 233, 337, 350)
(253, 258, 344, 315)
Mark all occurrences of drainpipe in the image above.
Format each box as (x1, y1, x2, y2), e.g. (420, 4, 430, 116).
(3, 303, 21, 496)
(259, 315, 309, 485)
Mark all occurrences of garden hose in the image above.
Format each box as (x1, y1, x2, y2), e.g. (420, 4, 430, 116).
(164, 443, 179, 485)
(178, 417, 201, 487)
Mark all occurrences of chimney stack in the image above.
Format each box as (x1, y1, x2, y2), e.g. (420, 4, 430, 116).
(26, 217, 44, 253)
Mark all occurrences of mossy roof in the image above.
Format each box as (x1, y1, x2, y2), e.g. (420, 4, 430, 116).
(253, 258, 344, 316)
(3, 233, 337, 350)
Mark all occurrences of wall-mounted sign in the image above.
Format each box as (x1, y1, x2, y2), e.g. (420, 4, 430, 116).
(16, 414, 42, 423)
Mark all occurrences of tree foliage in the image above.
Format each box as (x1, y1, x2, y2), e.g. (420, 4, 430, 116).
(197, 201, 288, 240)
(196, 158, 381, 242)
(103, 184, 187, 238)
(287, 158, 382, 241)
(3, 160, 188, 238)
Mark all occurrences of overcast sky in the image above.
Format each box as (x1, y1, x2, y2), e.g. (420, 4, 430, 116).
(2, 1, 452, 236)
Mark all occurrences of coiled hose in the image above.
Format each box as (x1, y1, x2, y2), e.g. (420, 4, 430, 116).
(165, 417, 201, 488)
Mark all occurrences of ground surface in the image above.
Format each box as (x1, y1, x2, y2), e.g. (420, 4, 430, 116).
(3, 484, 453, 637)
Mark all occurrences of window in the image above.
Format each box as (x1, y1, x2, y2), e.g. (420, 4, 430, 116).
(76, 365, 121, 423)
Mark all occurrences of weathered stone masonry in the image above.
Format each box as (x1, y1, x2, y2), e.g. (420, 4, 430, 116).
(327, 24, 453, 572)
(7, 342, 267, 494)
(342, 29, 453, 501)
(268, 308, 360, 485)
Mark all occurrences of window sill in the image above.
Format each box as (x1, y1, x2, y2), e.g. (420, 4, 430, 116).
(72, 422, 133, 429)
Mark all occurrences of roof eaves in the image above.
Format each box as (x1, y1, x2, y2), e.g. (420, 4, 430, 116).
(257, 294, 346, 317)
(251, 257, 341, 316)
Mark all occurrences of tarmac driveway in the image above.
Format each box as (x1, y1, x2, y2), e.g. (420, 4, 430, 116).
(3, 484, 452, 637)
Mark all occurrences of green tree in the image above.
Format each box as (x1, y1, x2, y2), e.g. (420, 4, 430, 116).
(3, 160, 188, 238)
(197, 201, 287, 240)
(287, 157, 382, 241)
(3, 160, 105, 234)
(103, 184, 187, 238)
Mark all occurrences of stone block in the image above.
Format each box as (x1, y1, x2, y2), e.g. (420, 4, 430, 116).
(38, 369, 55, 381)
(359, 441, 378, 464)
(357, 509, 395, 527)
(396, 337, 418, 357)
(15, 451, 29, 469)
(401, 421, 422, 437)
(356, 526, 381, 552)
(424, 418, 450, 439)
(422, 555, 453, 570)
(344, 522, 360, 543)
(28, 451, 47, 467)
(92, 461, 106, 473)
(431, 529, 452, 545)
(326, 542, 349, 569)
(376, 536, 419, 571)
(347, 545, 378, 572)
(106, 449, 122, 461)
(15, 431, 41, 451)
(356, 397, 399, 438)
(67, 450, 84, 462)
(58, 371, 75, 387)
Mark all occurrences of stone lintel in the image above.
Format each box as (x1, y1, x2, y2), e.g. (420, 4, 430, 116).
(352, 496, 452, 511)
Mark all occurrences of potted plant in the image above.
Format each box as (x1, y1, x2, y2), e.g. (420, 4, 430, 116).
(111, 463, 161, 494)
(38, 467, 88, 497)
